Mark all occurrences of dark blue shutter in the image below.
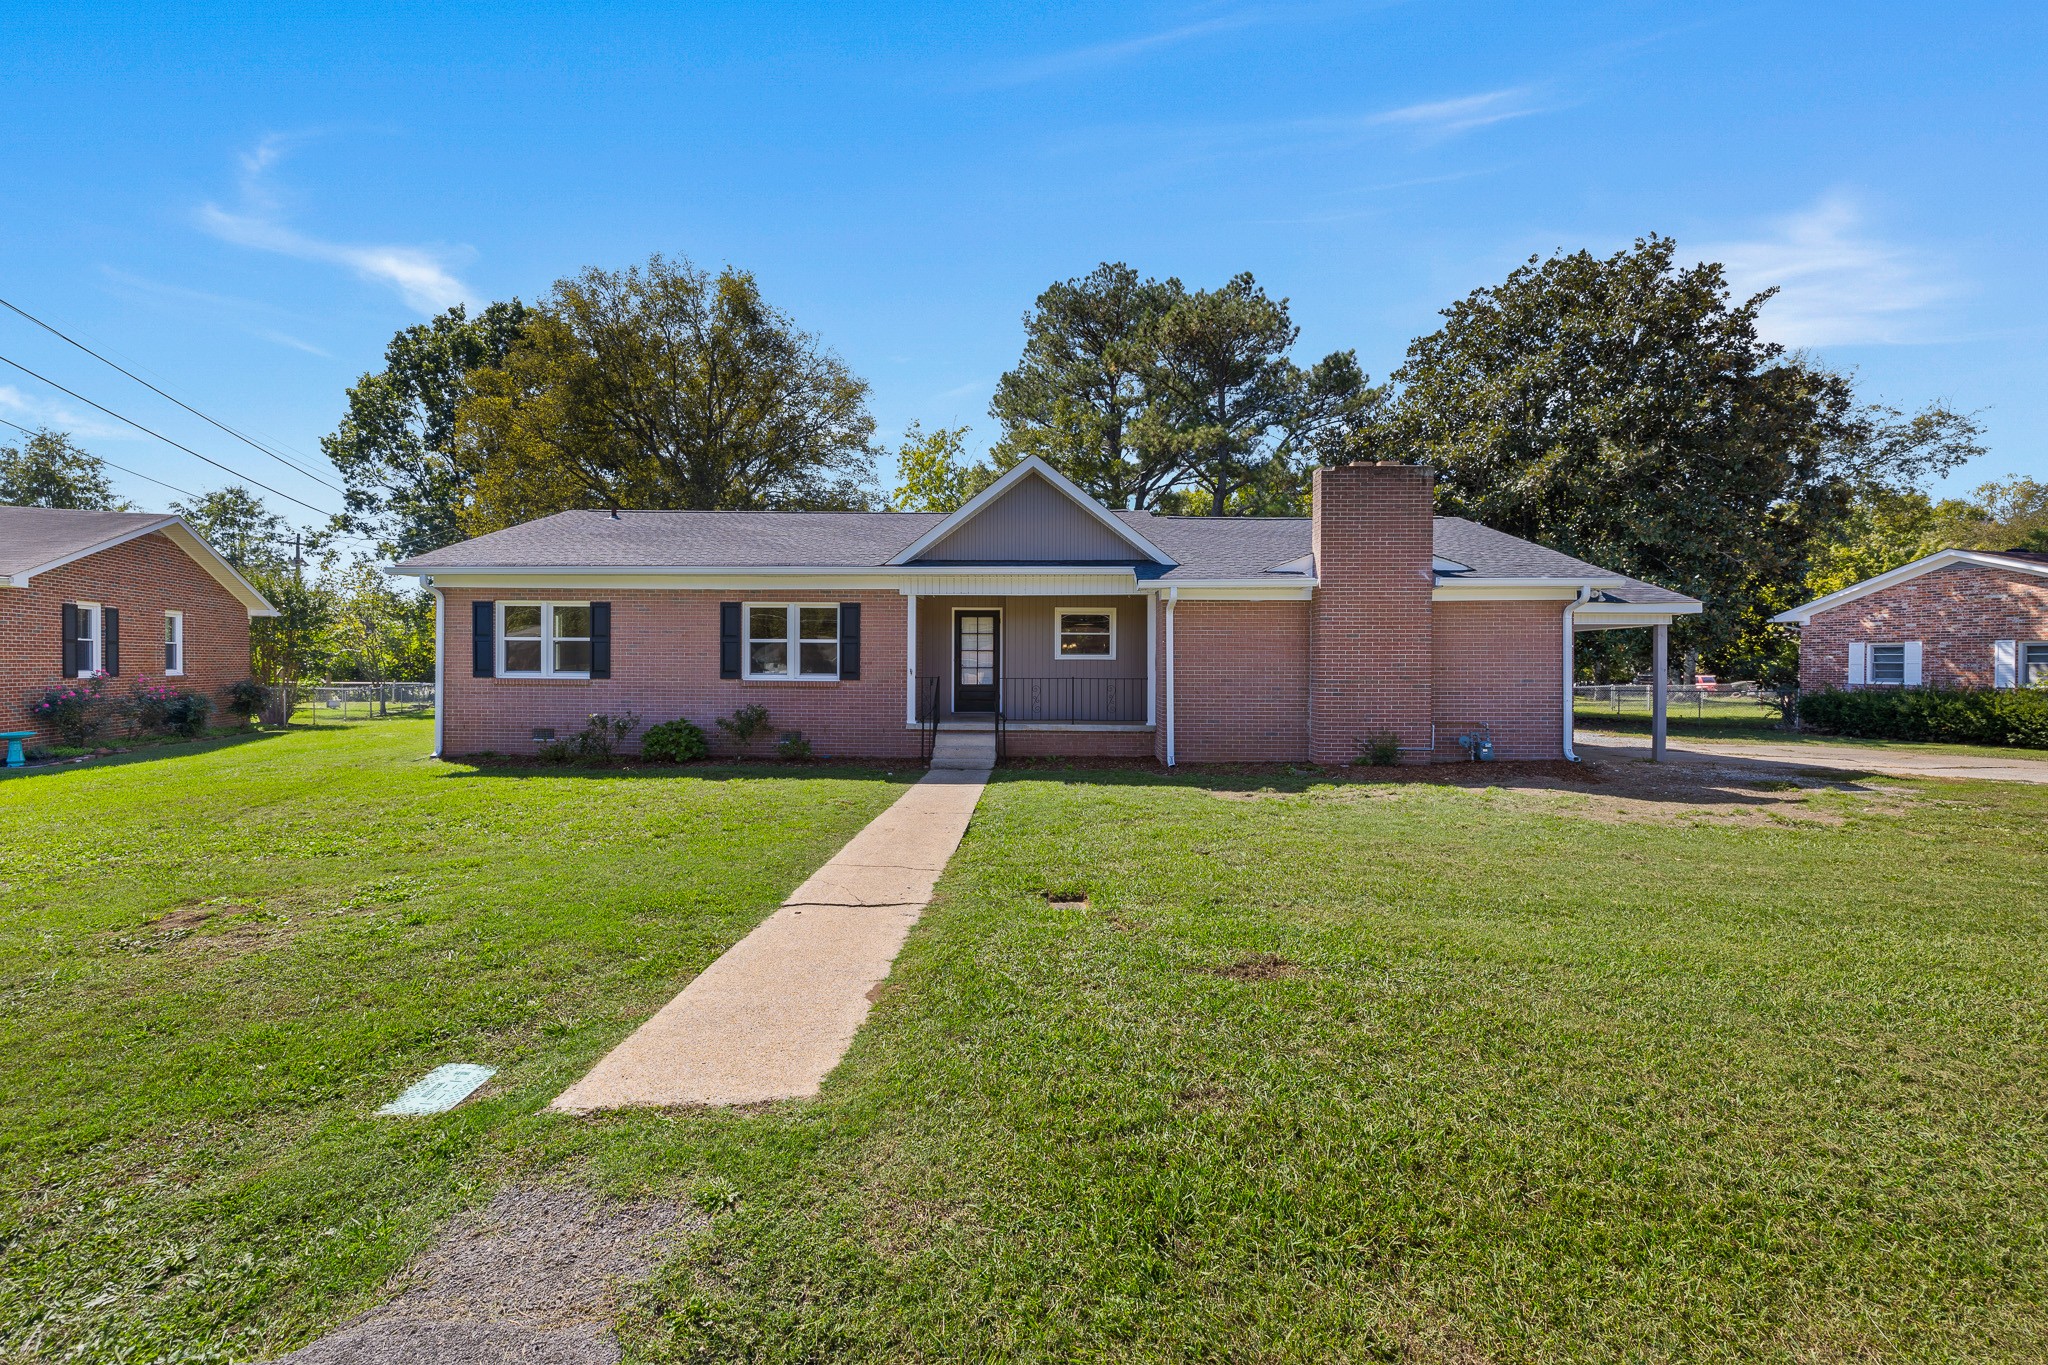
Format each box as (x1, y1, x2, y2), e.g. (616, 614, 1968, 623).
(103, 608, 119, 677)
(61, 603, 78, 677)
(838, 602, 860, 680)
(472, 600, 495, 677)
(589, 602, 611, 679)
(719, 602, 742, 679)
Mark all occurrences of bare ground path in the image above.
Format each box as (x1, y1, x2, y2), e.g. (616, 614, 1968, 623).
(1579, 731, 2048, 784)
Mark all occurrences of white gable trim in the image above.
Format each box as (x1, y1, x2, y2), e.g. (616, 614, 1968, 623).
(885, 456, 1175, 566)
(5, 516, 277, 617)
(1771, 549, 2048, 625)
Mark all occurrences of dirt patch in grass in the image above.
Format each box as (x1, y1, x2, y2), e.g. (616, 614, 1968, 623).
(1203, 952, 1302, 981)
(272, 1186, 703, 1365)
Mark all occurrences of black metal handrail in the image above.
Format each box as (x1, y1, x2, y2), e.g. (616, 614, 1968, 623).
(994, 700, 1006, 764)
(999, 676, 1147, 723)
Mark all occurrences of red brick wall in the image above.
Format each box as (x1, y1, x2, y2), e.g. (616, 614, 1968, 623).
(437, 587, 923, 759)
(1431, 600, 1566, 760)
(1308, 463, 1436, 763)
(1167, 599, 1310, 762)
(1797, 564, 2048, 691)
(0, 531, 254, 743)
(1003, 728, 1155, 759)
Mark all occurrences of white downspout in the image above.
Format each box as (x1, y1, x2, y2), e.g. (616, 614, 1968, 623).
(429, 584, 446, 759)
(1164, 587, 1177, 767)
(1561, 585, 1589, 763)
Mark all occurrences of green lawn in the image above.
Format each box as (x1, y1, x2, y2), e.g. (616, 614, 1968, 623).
(1574, 702, 2048, 759)
(5, 721, 2047, 1362)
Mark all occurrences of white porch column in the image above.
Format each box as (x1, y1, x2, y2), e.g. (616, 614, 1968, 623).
(1145, 592, 1157, 727)
(1651, 621, 1669, 763)
(905, 592, 919, 726)
(1164, 587, 1177, 767)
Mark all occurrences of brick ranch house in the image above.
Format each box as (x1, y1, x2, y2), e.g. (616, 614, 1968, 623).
(0, 506, 278, 741)
(391, 458, 1700, 765)
(1772, 547, 2048, 691)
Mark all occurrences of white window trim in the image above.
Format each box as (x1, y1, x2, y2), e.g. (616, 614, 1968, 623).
(1053, 605, 1117, 663)
(498, 601, 591, 679)
(2022, 641, 2048, 688)
(164, 610, 185, 676)
(75, 601, 102, 677)
(742, 601, 842, 681)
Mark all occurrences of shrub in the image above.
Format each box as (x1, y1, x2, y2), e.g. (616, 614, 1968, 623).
(776, 729, 814, 760)
(1796, 687, 2048, 749)
(569, 711, 641, 762)
(127, 678, 215, 738)
(642, 717, 709, 763)
(717, 703, 772, 748)
(1354, 732, 1402, 766)
(225, 678, 269, 723)
(29, 674, 111, 747)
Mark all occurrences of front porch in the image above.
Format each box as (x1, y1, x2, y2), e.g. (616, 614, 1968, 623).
(906, 593, 1156, 730)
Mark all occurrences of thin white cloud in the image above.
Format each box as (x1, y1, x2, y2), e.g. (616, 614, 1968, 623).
(1700, 195, 1955, 347)
(0, 384, 133, 441)
(195, 135, 475, 315)
(98, 267, 331, 356)
(992, 13, 1260, 84)
(1360, 87, 1547, 139)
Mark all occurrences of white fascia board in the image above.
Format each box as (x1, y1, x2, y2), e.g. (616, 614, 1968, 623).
(1771, 549, 2048, 624)
(6, 517, 278, 617)
(1167, 582, 1317, 600)
(884, 455, 1176, 566)
(1434, 583, 1584, 602)
(404, 566, 1148, 596)
(1571, 602, 1705, 630)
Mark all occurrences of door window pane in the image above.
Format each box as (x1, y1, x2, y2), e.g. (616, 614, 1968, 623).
(1869, 644, 1905, 684)
(958, 615, 995, 686)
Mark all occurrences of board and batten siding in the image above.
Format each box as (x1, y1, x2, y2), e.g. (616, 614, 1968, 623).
(916, 473, 1141, 563)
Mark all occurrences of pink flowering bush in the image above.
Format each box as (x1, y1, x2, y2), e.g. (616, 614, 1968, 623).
(126, 676, 215, 738)
(29, 672, 111, 747)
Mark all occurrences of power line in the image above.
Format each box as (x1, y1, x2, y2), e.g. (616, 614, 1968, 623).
(0, 413, 202, 500)
(0, 351, 338, 517)
(0, 294, 346, 492)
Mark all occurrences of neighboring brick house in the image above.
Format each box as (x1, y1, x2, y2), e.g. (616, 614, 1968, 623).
(1773, 548, 2048, 693)
(391, 457, 1699, 764)
(0, 507, 277, 742)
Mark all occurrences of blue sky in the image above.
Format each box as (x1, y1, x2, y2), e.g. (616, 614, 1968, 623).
(2, 1, 2042, 529)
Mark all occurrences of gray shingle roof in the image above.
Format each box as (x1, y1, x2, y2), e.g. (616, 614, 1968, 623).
(0, 506, 174, 577)
(394, 505, 1696, 605)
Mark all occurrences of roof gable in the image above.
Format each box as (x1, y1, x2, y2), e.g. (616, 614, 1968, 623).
(1771, 549, 2048, 625)
(0, 506, 275, 615)
(889, 457, 1174, 566)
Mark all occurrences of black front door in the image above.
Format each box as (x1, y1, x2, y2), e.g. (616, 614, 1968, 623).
(954, 611, 999, 713)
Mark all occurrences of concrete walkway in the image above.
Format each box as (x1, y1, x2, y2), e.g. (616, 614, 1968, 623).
(1580, 732, 2048, 785)
(551, 764, 989, 1113)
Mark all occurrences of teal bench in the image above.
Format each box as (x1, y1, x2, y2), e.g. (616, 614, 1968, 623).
(0, 731, 34, 769)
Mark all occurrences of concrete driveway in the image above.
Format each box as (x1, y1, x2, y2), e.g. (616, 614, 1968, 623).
(1578, 732, 2048, 785)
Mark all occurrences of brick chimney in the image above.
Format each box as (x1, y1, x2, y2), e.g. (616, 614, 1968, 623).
(1308, 461, 1436, 763)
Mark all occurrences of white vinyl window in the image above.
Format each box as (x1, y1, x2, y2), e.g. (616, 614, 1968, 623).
(1868, 643, 1906, 685)
(745, 603, 839, 679)
(2025, 643, 2048, 688)
(1054, 607, 1116, 661)
(75, 602, 101, 677)
(500, 602, 590, 678)
(164, 611, 184, 676)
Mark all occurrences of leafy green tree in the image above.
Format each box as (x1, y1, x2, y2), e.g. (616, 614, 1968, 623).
(329, 558, 433, 700)
(889, 422, 994, 512)
(323, 301, 531, 558)
(251, 578, 337, 722)
(455, 256, 878, 532)
(0, 429, 129, 509)
(171, 486, 297, 580)
(1365, 235, 1982, 676)
(990, 263, 1183, 509)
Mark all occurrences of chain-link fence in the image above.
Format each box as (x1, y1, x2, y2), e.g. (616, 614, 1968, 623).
(292, 682, 435, 721)
(1574, 683, 1785, 724)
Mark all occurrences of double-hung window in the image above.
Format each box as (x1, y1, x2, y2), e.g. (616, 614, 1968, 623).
(1868, 643, 1906, 686)
(500, 602, 591, 678)
(2024, 642, 2048, 688)
(745, 604, 839, 679)
(164, 611, 185, 676)
(1055, 607, 1116, 660)
(74, 603, 101, 677)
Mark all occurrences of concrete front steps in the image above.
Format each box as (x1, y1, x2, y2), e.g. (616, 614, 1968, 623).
(930, 723, 997, 770)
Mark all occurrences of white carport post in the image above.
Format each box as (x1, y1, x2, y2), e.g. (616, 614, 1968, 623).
(905, 592, 919, 726)
(1651, 621, 1669, 763)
